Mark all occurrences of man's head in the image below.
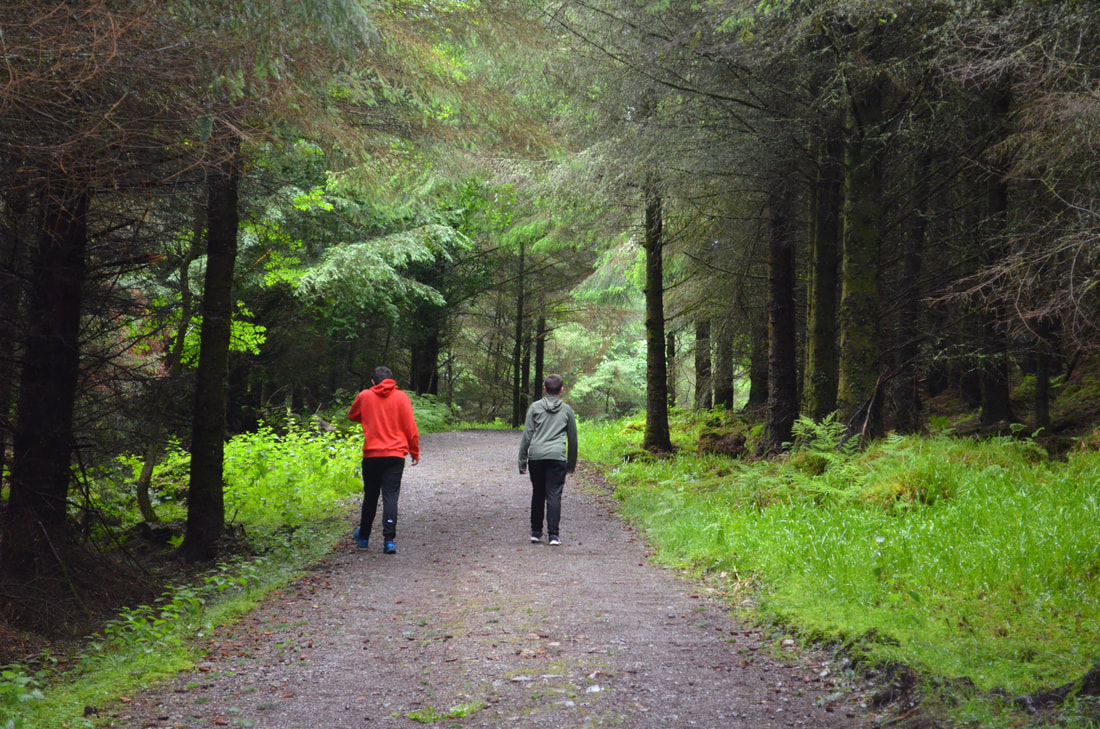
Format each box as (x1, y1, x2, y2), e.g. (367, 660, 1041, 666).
(372, 366, 394, 385)
(544, 373, 564, 395)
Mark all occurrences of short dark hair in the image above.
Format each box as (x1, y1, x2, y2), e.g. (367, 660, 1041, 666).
(372, 366, 394, 385)
(544, 373, 564, 395)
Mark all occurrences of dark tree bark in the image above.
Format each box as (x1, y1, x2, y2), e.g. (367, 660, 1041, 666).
(892, 153, 930, 434)
(0, 187, 31, 501)
(714, 324, 735, 409)
(694, 319, 712, 409)
(2, 178, 88, 577)
(802, 135, 842, 421)
(533, 313, 546, 403)
(837, 79, 885, 437)
(746, 323, 768, 409)
(642, 180, 672, 453)
(979, 318, 1013, 425)
(520, 332, 531, 415)
(409, 256, 448, 396)
(180, 143, 240, 563)
(511, 239, 525, 427)
(760, 176, 799, 455)
(411, 323, 442, 396)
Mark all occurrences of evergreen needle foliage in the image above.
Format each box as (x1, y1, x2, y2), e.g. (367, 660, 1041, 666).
(581, 412, 1100, 721)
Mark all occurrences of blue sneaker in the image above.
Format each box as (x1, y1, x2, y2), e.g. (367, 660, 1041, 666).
(383, 540, 397, 555)
(353, 527, 369, 550)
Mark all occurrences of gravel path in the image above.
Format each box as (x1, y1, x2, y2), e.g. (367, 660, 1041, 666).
(111, 430, 874, 728)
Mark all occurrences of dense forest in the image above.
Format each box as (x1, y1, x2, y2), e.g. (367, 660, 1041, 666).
(3, 0, 1100, 626)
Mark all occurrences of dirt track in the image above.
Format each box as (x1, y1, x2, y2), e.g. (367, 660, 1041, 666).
(111, 430, 874, 728)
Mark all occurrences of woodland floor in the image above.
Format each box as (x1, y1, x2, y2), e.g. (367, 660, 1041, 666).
(94, 430, 891, 729)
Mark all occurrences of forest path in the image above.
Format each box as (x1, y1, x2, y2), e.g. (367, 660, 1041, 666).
(114, 430, 873, 728)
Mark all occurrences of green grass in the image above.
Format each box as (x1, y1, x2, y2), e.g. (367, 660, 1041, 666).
(581, 411, 1100, 724)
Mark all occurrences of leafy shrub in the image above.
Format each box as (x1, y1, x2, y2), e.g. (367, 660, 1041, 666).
(407, 393, 455, 433)
(0, 669, 44, 728)
(222, 424, 360, 539)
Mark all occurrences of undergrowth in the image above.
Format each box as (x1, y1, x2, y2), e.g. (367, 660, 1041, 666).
(580, 411, 1100, 727)
(1, 424, 365, 729)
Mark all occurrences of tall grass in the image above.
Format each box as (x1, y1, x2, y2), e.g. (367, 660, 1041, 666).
(581, 413, 1100, 698)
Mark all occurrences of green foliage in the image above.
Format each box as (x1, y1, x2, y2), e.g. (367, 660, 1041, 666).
(408, 393, 457, 434)
(408, 700, 485, 723)
(571, 239, 643, 308)
(785, 413, 860, 479)
(295, 223, 468, 337)
(0, 669, 44, 728)
(222, 425, 360, 539)
(568, 339, 647, 419)
(102, 587, 206, 655)
(586, 412, 1100, 707)
(169, 305, 268, 368)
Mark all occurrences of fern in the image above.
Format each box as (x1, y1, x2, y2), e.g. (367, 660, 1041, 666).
(788, 413, 856, 455)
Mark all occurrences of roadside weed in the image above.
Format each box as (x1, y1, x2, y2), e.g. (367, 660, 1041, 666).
(407, 700, 485, 722)
(0, 669, 44, 728)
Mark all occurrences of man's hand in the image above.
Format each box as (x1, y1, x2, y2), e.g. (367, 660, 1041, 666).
(410, 457, 420, 466)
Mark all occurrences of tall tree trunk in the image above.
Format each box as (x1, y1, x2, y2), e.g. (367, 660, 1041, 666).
(511, 240, 525, 427)
(520, 332, 531, 414)
(409, 257, 447, 396)
(411, 325, 441, 395)
(180, 142, 240, 562)
(643, 180, 672, 453)
(714, 324, 735, 409)
(802, 135, 842, 421)
(760, 175, 799, 455)
(746, 323, 768, 409)
(979, 317, 1012, 425)
(837, 80, 885, 438)
(0, 188, 30, 501)
(694, 319, 712, 409)
(532, 313, 546, 403)
(892, 153, 930, 434)
(2, 178, 88, 577)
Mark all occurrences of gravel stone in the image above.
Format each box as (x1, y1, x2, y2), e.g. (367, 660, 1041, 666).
(110, 430, 874, 728)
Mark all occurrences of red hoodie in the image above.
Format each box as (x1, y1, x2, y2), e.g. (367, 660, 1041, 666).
(348, 379, 420, 460)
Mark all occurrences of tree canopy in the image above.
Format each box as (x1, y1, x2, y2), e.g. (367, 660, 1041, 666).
(3, 0, 1100, 618)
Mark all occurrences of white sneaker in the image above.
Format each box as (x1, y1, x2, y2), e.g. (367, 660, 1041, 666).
(548, 536, 561, 546)
(530, 534, 541, 543)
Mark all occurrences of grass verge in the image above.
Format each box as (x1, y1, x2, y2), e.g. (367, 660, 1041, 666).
(580, 411, 1100, 728)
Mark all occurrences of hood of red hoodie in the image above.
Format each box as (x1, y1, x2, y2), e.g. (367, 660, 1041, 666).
(370, 379, 397, 397)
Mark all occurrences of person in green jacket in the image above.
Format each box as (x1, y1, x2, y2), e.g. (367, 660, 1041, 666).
(518, 374, 578, 546)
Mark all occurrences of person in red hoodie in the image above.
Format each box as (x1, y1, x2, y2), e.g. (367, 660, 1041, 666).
(348, 366, 420, 554)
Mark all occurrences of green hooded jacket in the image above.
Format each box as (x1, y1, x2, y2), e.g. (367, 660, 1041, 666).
(518, 395, 577, 473)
